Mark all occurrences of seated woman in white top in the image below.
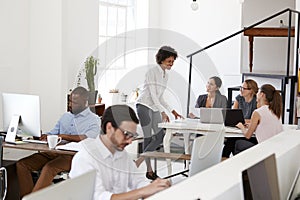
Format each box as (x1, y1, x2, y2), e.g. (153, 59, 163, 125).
(234, 84, 283, 154)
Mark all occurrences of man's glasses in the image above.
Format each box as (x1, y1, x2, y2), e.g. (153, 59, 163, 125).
(240, 86, 251, 90)
(118, 127, 138, 139)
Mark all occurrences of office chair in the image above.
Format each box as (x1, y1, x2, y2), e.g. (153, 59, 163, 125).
(189, 130, 224, 176)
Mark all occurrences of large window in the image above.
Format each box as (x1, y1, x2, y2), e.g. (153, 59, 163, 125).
(99, 0, 136, 69)
(97, 0, 148, 105)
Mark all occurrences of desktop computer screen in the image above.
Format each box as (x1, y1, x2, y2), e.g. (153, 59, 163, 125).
(2, 93, 41, 138)
(242, 153, 280, 200)
(22, 170, 96, 200)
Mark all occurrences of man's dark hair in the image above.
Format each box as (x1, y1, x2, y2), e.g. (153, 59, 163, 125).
(155, 46, 178, 64)
(101, 105, 139, 134)
(71, 86, 89, 101)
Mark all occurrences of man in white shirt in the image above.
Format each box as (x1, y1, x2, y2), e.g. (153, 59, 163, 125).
(69, 105, 170, 200)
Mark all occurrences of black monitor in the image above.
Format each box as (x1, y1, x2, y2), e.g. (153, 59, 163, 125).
(242, 154, 280, 200)
(2, 93, 41, 142)
(224, 109, 245, 127)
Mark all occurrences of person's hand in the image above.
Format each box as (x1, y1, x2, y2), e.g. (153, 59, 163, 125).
(188, 112, 196, 119)
(171, 110, 184, 119)
(142, 178, 171, 198)
(161, 112, 170, 122)
(40, 134, 48, 141)
(236, 122, 245, 130)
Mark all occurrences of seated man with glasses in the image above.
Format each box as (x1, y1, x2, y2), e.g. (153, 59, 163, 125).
(69, 104, 170, 200)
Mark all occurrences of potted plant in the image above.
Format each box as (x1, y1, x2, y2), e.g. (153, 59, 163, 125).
(84, 56, 98, 104)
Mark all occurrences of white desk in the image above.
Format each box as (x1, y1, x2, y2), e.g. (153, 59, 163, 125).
(159, 119, 243, 175)
(159, 119, 297, 176)
(149, 130, 300, 200)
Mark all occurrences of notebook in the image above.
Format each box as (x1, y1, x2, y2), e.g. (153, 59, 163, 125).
(199, 108, 225, 124)
(224, 109, 245, 127)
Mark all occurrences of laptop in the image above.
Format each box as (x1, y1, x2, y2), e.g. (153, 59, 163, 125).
(199, 108, 225, 124)
(224, 109, 245, 127)
(22, 170, 96, 200)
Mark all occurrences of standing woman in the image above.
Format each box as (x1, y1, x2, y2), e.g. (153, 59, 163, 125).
(136, 46, 183, 180)
(234, 84, 283, 154)
(189, 76, 227, 118)
(222, 79, 258, 159)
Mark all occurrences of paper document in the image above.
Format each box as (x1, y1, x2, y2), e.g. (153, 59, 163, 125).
(55, 142, 82, 152)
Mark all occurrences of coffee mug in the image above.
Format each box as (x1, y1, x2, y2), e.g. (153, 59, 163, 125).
(47, 135, 62, 149)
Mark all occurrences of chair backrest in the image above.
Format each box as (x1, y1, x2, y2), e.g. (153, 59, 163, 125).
(189, 130, 224, 177)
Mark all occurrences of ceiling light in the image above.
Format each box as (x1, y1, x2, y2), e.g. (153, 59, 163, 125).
(191, 0, 198, 11)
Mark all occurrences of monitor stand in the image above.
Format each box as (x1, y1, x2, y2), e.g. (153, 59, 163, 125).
(5, 115, 25, 144)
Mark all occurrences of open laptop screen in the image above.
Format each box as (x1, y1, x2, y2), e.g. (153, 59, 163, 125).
(224, 109, 245, 127)
(199, 108, 225, 124)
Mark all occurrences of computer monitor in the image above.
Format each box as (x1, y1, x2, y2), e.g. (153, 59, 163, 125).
(242, 153, 280, 200)
(2, 93, 41, 142)
(22, 170, 96, 200)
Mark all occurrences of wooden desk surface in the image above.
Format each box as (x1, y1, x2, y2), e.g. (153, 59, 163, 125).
(244, 27, 295, 37)
(3, 142, 76, 156)
(243, 27, 295, 72)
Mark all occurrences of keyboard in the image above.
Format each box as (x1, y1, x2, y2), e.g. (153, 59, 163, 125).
(224, 127, 243, 134)
(22, 139, 47, 144)
(5, 140, 28, 145)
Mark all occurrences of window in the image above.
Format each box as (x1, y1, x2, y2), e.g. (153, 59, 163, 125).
(97, 0, 148, 105)
(99, 0, 136, 69)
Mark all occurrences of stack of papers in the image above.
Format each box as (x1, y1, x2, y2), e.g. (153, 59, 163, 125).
(55, 142, 82, 152)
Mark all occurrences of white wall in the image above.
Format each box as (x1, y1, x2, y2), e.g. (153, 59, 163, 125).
(0, 0, 30, 128)
(0, 0, 99, 131)
(147, 0, 243, 115)
(145, 0, 296, 118)
(241, 0, 295, 74)
(29, 0, 63, 131)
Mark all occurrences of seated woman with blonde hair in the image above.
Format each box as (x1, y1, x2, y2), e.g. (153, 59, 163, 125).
(222, 79, 258, 159)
